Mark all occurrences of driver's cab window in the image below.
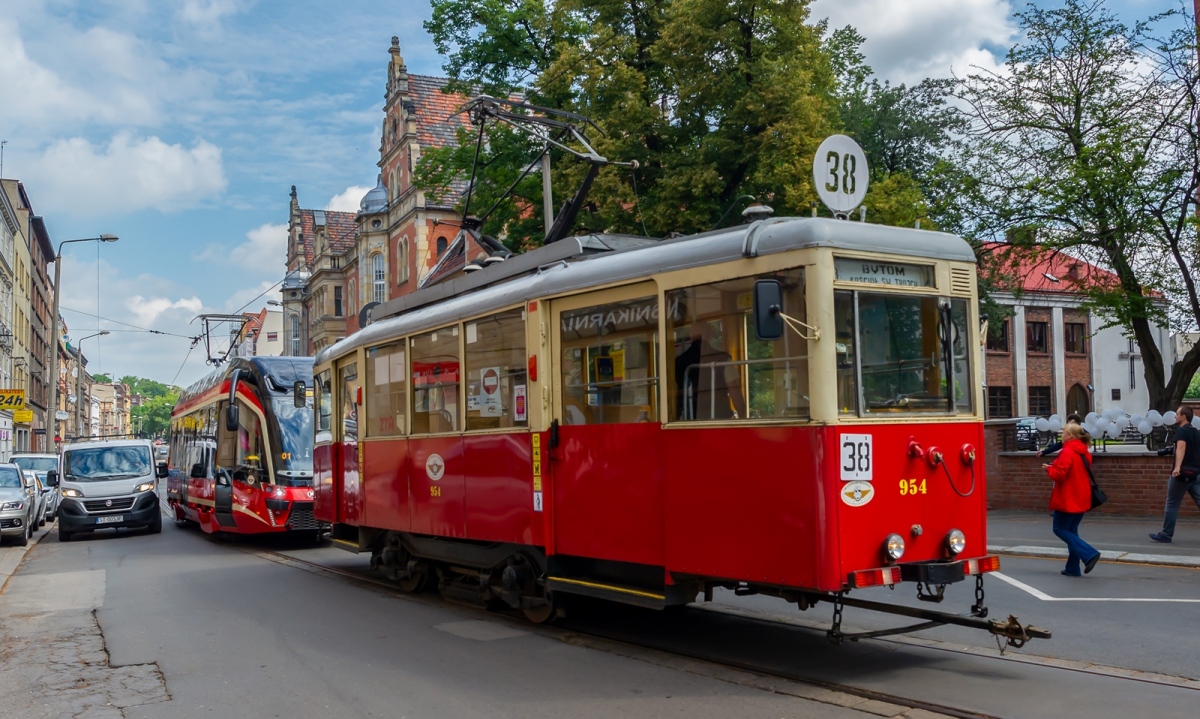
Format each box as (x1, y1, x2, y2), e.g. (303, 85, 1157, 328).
(315, 370, 333, 444)
(235, 400, 265, 485)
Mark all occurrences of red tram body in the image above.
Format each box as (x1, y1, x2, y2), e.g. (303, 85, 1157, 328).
(314, 218, 1031, 638)
(167, 357, 320, 536)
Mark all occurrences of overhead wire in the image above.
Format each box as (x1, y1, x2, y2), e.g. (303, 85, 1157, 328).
(59, 305, 197, 339)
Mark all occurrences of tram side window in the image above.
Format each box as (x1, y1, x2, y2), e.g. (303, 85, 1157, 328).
(560, 296, 658, 425)
(666, 269, 809, 421)
(411, 326, 461, 434)
(235, 400, 266, 484)
(341, 364, 359, 442)
(835, 291, 974, 414)
(465, 309, 528, 431)
(366, 343, 406, 437)
(315, 370, 333, 444)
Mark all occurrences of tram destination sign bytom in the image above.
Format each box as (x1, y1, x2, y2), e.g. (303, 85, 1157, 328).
(813, 134, 869, 215)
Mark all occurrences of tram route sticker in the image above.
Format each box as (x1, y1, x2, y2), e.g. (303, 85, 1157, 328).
(839, 433, 872, 481)
(426, 453, 445, 481)
(480, 367, 502, 417)
(841, 481, 874, 507)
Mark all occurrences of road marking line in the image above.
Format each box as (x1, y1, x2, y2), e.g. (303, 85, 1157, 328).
(993, 571, 1200, 602)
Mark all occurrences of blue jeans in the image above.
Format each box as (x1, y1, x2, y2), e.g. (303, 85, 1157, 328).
(1052, 511, 1099, 576)
(1159, 475, 1200, 538)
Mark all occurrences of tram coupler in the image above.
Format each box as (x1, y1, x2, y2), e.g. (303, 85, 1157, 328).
(818, 591, 1050, 648)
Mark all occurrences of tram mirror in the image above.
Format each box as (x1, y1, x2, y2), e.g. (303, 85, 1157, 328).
(294, 380, 306, 408)
(753, 279, 785, 341)
(225, 403, 239, 432)
(189, 463, 205, 479)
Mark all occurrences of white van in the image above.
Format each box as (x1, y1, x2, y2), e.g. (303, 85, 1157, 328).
(50, 439, 168, 541)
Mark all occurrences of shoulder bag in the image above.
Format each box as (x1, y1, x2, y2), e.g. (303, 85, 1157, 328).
(1081, 454, 1107, 511)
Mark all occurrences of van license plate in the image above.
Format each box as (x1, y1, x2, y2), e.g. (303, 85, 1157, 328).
(95, 515, 124, 524)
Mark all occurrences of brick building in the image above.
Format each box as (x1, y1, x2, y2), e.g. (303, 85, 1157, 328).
(981, 244, 1171, 419)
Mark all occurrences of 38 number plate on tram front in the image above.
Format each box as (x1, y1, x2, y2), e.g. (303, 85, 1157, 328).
(839, 434, 872, 481)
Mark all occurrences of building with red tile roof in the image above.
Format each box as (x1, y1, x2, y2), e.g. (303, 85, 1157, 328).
(977, 242, 1170, 419)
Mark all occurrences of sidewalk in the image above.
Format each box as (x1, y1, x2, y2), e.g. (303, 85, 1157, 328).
(0, 522, 51, 592)
(988, 509, 1200, 569)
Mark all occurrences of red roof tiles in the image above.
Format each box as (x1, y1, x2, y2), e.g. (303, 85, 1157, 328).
(978, 241, 1152, 296)
(296, 208, 358, 269)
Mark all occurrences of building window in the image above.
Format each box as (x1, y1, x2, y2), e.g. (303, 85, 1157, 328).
(1067, 383, 1090, 416)
(1027, 321, 1048, 353)
(1111, 388, 1121, 401)
(987, 320, 1009, 352)
(1028, 386, 1052, 417)
(397, 238, 409, 283)
(436, 236, 448, 257)
(290, 315, 301, 356)
(987, 386, 1013, 419)
(372, 254, 386, 305)
(1064, 322, 1087, 354)
(334, 286, 343, 317)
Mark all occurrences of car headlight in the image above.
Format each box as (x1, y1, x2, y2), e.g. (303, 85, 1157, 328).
(1, 501, 25, 510)
(946, 529, 967, 555)
(62, 488, 82, 498)
(884, 533, 906, 561)
(136, 482, 156, 493)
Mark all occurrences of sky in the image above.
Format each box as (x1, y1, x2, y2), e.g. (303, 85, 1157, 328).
(0, 0, 1184, 388)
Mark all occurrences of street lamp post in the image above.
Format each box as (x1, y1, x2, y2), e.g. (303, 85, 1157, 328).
(47, 235, 117, 448)
(74, 331, 108, 440)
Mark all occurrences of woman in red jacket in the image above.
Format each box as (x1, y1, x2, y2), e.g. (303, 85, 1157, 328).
(1043, 423, 1101, 576)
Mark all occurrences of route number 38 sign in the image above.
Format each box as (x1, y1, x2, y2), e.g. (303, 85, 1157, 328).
(0, 390, 26, 411)
(813, 134, 869, 214)
(840, 433, 872, 481)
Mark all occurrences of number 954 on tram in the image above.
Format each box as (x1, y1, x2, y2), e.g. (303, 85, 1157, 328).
(314, 217, 1046, 645)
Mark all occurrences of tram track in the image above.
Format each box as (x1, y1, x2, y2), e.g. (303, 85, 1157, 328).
(240, 543, 1139, 719)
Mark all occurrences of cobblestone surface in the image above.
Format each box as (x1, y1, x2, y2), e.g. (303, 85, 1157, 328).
(0, 608, 169, 718)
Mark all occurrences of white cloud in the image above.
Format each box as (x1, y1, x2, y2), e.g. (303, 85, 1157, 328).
(812, 0, 1016, 84)
(124, 296, 205, 327)
(27, 132, 227, 216)
(326, 185, 372, 213)
(223, 281, 284, 315)
(182, 0, 240, 24)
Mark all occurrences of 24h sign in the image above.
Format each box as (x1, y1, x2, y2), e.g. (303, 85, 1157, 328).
(0, 390, 26, 411)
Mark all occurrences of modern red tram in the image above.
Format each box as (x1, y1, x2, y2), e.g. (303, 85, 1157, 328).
(314, 218, 1046, 644)
(167, 357, 323, 537)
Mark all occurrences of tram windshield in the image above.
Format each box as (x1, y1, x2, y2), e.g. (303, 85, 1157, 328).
(272, 397, 314, 473)
(835, 291, 972, 415)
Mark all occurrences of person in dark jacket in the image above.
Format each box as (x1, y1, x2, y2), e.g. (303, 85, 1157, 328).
(1044, 423, 1101, 576)
(1036, 413, 1085, 457)
(1149, 406, 1200, 543)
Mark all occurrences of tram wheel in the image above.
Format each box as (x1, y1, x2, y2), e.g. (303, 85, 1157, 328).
(397, 564, 433, 593)
(521, 588, 557, 624)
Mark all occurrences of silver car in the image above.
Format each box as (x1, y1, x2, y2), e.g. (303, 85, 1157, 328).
(0, 463, 36, 546)
(23, 471, 50, 526)
(13, 454, 60, 521)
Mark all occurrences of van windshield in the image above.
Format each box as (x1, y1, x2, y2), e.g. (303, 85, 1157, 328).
(63, 446, 153, 481)
(13, 457, 57, 473)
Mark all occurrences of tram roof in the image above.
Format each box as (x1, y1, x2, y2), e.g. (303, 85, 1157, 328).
(177, 356, 315, 408)
(318, 217, 975, 363)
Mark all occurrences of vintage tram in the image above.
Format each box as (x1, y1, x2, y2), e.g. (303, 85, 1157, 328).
(167, 356, 322, 536)
(314, 217, 1045, 644)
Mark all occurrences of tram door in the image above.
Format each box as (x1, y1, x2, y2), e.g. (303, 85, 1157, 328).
(549, 285, 666, 567)
(338, 360, 362, 525)
(213, 401, 237, 527)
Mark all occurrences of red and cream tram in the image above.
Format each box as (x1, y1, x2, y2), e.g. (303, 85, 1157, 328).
(167, 357, 323, 537)
(314, 218, 1046, 643)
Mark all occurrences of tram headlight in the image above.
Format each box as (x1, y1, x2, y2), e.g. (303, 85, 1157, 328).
(946, 529, 967, 556)
(884, 533, 906, 561)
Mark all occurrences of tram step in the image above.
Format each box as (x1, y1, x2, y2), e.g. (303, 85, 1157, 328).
(547, 577, 667, 610)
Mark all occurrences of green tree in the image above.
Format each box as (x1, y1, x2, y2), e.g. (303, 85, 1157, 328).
(92, 373, 112, 383)
(955, 0, 1200, 410)
(132, 394, 178, 439)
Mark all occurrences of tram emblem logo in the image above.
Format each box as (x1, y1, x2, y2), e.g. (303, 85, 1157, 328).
(841, 481, 874, 507)
(426, 454, 445, 482)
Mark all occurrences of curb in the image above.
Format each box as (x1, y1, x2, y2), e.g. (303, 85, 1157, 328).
(989, 544, 1200, 568)
(0, 520, 52, 593)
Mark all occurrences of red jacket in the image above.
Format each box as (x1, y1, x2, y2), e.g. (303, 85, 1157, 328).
(1046, 439, 1094, 513)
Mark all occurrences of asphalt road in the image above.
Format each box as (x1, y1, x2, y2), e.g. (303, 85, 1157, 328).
(5, 517, 1200, 719)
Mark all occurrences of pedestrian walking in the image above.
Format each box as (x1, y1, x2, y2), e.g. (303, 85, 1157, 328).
(1037, 413, 1085, 457)
(1149, 406, 1200, 543)
(1043, 422, 1101, 576)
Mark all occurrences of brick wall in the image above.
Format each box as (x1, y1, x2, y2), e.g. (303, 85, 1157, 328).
(984, 422, 1198, 517)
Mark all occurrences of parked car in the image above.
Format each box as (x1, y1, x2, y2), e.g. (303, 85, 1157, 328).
(1015, 417, 1038, 451)
(24, 471, 54, 526)
(0, 463, 36, 546)
(22, 471, 48, 528)
(13, 454, 60, 522)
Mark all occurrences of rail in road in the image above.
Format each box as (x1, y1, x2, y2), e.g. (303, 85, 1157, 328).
(237, 540, 1200, 719)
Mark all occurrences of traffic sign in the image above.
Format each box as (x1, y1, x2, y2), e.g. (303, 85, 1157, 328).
(480, 367, 501, 417)
(813, 134, 869, 214)
(55, 410, 70, 421)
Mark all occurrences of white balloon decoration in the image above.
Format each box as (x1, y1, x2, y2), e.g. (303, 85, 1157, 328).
(1050, 414, 1061, 423)
(1138, 420, 1153, 435)
(1131, 414, 1144, 426)
(1193, 415, 1200, 429)
(1148, 410, 1163, 426)
(1106, 424, 1122, 439)
(1083, 422, 1097, 436)
(1049, 418, 1063, 433)
(1085, 412, 1100, 424)
(1035, 418, 1050, 432)
(1163, 411, 1177, 425)
(1095, 418, 1110, 433)
(1115, 416, 1130, 430)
